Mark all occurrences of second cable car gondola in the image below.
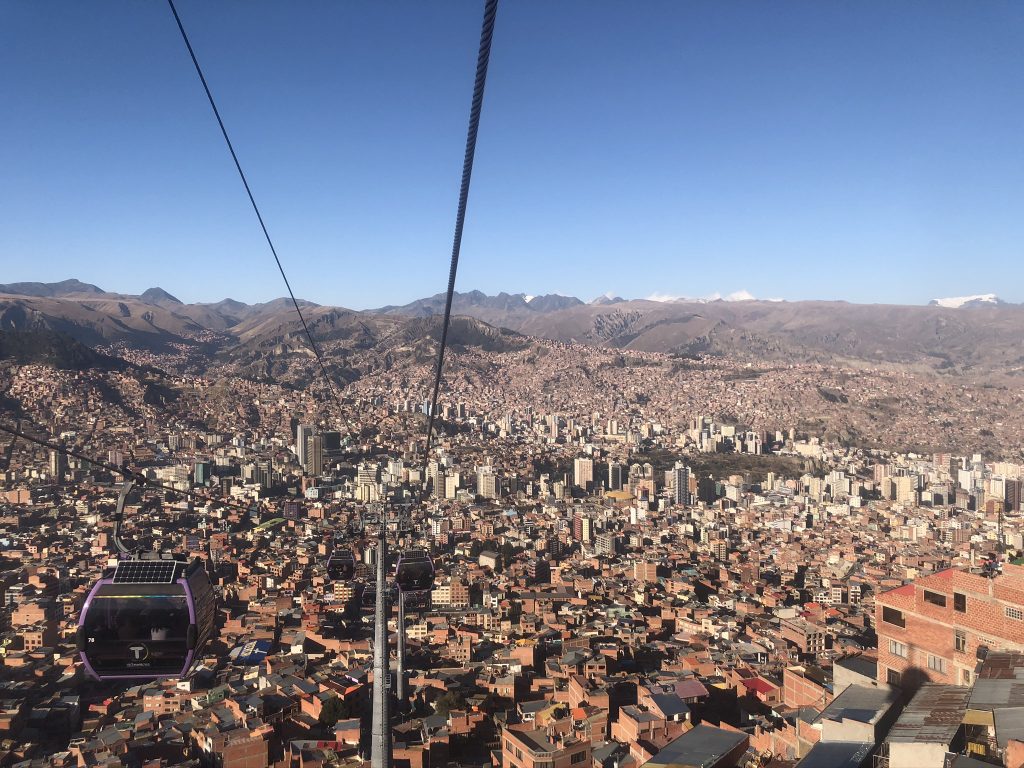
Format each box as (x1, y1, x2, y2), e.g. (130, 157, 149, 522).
(402, 589, 431, 612)
(395, 549, 435, 593)
(326, 549, 356, 581)
(360, 581, 396, 609)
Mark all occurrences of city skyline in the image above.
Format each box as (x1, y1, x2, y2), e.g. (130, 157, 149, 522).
(4, 2, 1024, 308)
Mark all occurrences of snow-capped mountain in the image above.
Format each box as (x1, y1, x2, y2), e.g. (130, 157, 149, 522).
(929, 294, 1003, 309)
(645, 290, 759, 303)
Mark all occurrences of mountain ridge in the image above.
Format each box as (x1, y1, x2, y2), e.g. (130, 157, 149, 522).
(1, 281, 1023, 373)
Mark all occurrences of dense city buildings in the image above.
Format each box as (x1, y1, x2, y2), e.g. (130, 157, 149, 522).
(1, 294, 1024, 768)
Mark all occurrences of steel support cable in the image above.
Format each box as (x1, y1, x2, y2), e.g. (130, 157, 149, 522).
(0, 420, 258, 517)
(420, 0, 499, 495)
(166, 0, 341, 405)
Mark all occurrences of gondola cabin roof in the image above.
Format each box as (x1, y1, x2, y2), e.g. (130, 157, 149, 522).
(113, 560, 187, 584)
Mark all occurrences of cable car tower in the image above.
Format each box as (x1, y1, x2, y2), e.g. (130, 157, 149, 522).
(363, 503, 404, 768)
(360, 500, 436, 768)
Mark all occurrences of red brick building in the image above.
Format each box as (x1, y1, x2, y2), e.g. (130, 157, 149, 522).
(780, 616, 827, 656)
(783, 665, 832, 709)
(876, 563, 1024, 692)
(502, 724, 592, 768)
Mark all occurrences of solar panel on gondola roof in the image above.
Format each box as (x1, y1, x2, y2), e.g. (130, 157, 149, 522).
(113, 560, 180, 584)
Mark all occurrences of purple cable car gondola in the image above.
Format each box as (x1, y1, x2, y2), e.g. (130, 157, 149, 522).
(77, 554, 216, 681)
(395, 549, 435, 593)
(402, 589, 432, 612)
(360, 580, 396, 609)
(326, 549, 356, 582)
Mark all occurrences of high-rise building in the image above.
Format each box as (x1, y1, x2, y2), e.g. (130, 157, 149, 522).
(306, 435, 324, 476)
(672, 462, 691, 506)
(255, 460, 274, 490)
(712, 539, 728, 561)
(477, 467, 498, 499)
(607, 460, 623, 491)
(321, 430, 341, 453)
(444, 473, 460, 500)
(193, 461, 212, 486)
(356, 463, 380, 502)
(576, 513, 588, 542)
(1007, 479, 1022, 513)
(49, 449, 66, 482)
(698, 476, 718, 504)
(573, 457, 594, 491)
(427, 460, 442, 498)
(595, 531, 619, 556)
(296, 424, 314, 470)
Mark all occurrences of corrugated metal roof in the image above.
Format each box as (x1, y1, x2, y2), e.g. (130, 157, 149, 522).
(994, 707, 1024, 748)
(977, 651, 1024, 680)
(969, 679, 1024, 709)
(885, 684, 971, 745)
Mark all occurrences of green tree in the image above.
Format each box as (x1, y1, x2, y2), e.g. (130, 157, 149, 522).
(499, 541, 515, 564)
(319, 695, 349, 728)
(434, 691, 467, 717)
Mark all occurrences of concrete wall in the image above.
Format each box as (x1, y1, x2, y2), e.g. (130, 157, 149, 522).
(889, 741, 948, 768)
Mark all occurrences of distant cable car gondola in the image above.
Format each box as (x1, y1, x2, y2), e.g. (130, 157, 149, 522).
(326, 549, 356, 582)
(402, 589, 431, 612)
(361, 581, 376, 609)
(360, 581, 396, 609)
(395, 549, 435, 593)
(76, 479, 216, 680)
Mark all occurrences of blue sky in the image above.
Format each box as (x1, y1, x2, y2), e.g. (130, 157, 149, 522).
(2, 1, 1022, 308)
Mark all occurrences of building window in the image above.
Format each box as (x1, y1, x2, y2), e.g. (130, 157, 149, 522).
(888, 639, 908, 658)
(955, 630, 967, 653)
(954, 592, 967, 612)
(928, 655, 947, 674)
(1006, 606, 1024, 621)
(571, 752, 587, 765)
(923, 590, 947, 608)
(887, 668, 902, 686)
(882, 606, 906, 628)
